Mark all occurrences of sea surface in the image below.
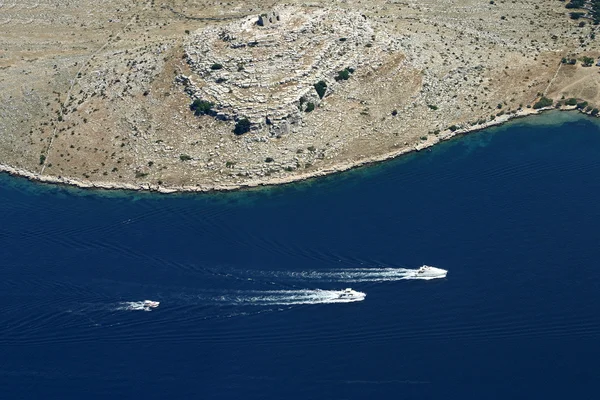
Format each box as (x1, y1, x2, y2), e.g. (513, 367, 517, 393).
(1, 112, 599, 399)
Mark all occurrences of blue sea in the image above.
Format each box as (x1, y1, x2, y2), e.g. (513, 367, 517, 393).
(1, 112, 599, 399)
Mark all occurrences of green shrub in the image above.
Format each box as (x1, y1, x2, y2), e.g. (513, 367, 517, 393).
(305, 102, 315, 112)
(570, 12, 584, 20)
(190, 99, 214, 116)
(39, 154, 46, 165)
(234, 118, 251, 135)
(335, 67, 354, 82)
(566, 0, 585, 9)
(428, 104, 438, 110)
(265, 157, 274, 163)
(592, 108, 599, 116)
(336, 69, 350, 81)
(577, 101, 588, 109)
(180, 154, 192, 161)
(565, 98, 578, 106)
(210, 63, 223, 70)
(582, 56, 594, 67)
(533, 97, 553, 109)
(314, 81, 327, 99)
(449, 125, 458, 132)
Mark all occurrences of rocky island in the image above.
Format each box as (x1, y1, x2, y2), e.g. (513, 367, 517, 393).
(1, 0, 600, 192)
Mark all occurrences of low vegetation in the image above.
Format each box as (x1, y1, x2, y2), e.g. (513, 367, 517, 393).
(334, 67, 355, 82)
(565, 98, 578, 106)
(533, 97, 553, 109)
(314, 81, 327, 99)
(234, 118, 251, 135)
(190, 99, 214, 116)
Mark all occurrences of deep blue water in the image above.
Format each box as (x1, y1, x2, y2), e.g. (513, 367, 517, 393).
(1, 112, 600, 399)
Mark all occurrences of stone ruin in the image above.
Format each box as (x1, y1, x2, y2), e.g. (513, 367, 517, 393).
(180, 6, 401, 135)
(257, 11, 280, 27)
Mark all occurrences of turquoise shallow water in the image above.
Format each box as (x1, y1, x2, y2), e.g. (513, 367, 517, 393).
(1, 111, 599, 399)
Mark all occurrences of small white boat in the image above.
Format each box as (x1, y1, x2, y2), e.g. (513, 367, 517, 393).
(411, 265, 447, 280)
(143, 300, 160, 308)
(335, 288, 366, 302)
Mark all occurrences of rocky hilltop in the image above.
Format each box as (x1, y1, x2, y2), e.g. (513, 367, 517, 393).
(181, 7, 400, 135)
(1, 0, 599, 192)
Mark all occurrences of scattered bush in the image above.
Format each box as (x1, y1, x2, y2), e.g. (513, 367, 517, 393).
(265, 157, 274, 163)
(210, 63, 223, 70)
(592, 108, 599, 116)
(314, 81, 327, 99)
(39, 154, 46, 165)
(190, 99, 214, 116)
(582, 56, 595, 67)
(234, 118, 251, 135)
(565, 98, 578, 106)
(570, 12, 584, 20)
(305, 102, 315, 112)
(577, 101, 588, 109)
(566, 0, 585, 9)
(335, 67, 354, 82)
(428, 104, 438, 110)
(449, 125, 458, 132)
(179, 154, 192, 161)
(533, 97, 553, 109)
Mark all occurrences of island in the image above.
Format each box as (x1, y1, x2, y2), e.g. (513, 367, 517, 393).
(1, 0, 599, 192)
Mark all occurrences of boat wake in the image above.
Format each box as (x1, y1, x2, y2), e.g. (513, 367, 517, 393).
(251, 266, 448, 283)
(116, 300, 160, 312)
(214, 289, 366, 306)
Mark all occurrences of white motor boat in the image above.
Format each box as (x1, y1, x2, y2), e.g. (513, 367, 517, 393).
(335, 288, 366, 302)
(143, 300, 160, 309)
(411, 265, 448, 280)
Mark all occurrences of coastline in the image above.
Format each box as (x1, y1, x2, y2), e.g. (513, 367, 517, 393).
(0, 107, 585, 194)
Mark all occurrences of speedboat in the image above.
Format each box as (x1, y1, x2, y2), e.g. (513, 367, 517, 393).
(143, 300, 160, 308)
(336, 288, 366, 301)
(411, 265, 447, 280)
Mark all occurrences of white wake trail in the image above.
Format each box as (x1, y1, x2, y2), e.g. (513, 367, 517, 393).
(262, 266, 448, 282)
(216, 289, 366, 305)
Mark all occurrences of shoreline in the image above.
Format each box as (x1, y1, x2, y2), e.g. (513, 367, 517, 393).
(0, 107, 584, 194)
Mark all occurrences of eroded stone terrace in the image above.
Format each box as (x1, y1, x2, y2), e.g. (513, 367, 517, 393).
(182, 7, 400, 132)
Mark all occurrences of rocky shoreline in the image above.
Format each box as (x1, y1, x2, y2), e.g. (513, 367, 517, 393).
(2, 1, 600, 193)
(0, 107, 557, 194)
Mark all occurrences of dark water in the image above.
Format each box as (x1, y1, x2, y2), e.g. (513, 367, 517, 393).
(1, 112, 599, 399)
